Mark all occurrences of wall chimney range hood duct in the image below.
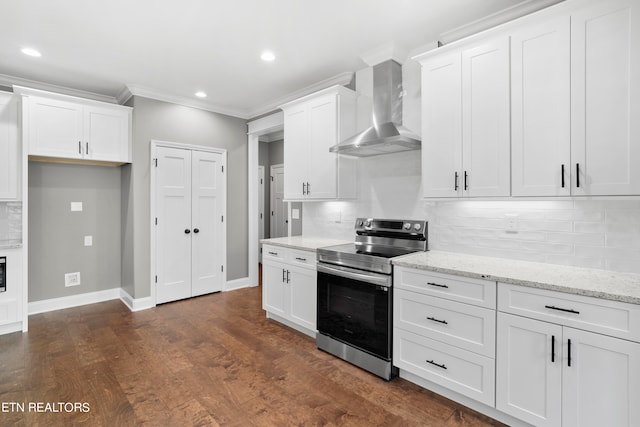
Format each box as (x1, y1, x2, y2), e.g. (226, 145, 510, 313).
(330, 60, 420, 157)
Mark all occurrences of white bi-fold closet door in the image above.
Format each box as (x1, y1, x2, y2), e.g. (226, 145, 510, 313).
(155, 145, 226, 304)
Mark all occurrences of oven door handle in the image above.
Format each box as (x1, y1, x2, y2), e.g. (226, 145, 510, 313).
(317, 263, 391, 288)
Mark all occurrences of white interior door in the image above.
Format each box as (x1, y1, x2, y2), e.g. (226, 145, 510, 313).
(156, 146, 192, 304)
(258, 166, 265, 262)
(270, 164, 287, 238)
(191, 150, 224, 297)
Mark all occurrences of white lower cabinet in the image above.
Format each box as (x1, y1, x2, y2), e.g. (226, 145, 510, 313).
(497, 284, 640, 427)
(0, 248, 24, 334)
(262, 245, 316, 337)
(393, 268, 496, 406)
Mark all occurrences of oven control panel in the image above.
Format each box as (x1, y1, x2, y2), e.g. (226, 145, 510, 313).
(356, 218, 427, 235)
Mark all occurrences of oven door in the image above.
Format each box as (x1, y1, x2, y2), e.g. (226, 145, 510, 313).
(317, 263, 392, 360)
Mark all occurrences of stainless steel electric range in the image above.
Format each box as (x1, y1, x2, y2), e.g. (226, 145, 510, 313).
(316, 218, 428, 380)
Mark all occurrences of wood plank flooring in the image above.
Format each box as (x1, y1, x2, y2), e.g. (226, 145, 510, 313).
(0, 285, 506, 426)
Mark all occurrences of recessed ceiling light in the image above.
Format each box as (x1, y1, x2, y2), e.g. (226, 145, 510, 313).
(260, 51, 276, 62)
(195, 91, 207, 98)
(21, 47, 42, 57)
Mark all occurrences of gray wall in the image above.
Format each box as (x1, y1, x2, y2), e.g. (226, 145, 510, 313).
(257, 139, 302, 238)
(28, 162, 121, 302)
(122, 96, 248, 299)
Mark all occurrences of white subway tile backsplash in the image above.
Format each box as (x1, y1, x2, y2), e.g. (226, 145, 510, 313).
(302, 151, 640, 274)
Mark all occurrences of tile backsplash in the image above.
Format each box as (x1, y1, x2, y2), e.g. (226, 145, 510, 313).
(0, 201, 22, 246)
(302, 152, 640, 274)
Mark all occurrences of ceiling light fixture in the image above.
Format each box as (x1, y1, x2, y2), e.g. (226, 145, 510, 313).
(195, 91, 207, 98)
(21, 47, 42, 57)
(260, 51, 276, 62)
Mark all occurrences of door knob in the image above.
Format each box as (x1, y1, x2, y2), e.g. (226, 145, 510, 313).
(184, 229, 191, 234)
(193, 228, 200, 234)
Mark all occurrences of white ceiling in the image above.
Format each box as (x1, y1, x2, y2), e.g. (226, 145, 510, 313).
(1, 0, 537, 119)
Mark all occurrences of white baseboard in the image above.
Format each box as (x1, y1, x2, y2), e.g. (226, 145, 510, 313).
(119, 288, 154, 312)
(225, 276, 255, 291)
(28, 288, 121, 315)
(0, 321, 23, 335)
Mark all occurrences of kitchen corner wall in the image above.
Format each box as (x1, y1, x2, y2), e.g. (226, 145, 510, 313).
(122, 96, 247, 300)
(303, 151, 640, 274)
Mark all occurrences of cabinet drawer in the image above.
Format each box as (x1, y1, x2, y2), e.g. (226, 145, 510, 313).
(498, 283, 640, 343)
(395, 268, 496, 309)
(395, 289, 495, 358)
(289, 249, 315, 268)
(263, 245, 287, 261)
(394, 328, 495, 407)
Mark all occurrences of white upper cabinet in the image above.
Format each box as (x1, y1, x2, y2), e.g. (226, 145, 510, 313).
(511, 16, 571, 197)
(281, 85, 357, 201)
(570, 0, 640, 196)
(0, 92, 19, 200)
(461, 38, 511, 197)
(419, 36, 510, 198)
(421, 51, 462, 198)
(24, 92, 132, 164)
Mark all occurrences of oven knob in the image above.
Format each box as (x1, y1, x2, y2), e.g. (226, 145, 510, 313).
(414, 223, 422, 231)
(403, 222, 411, 230)
(357, 219, 364, 227)
(365, 219, 372, 227)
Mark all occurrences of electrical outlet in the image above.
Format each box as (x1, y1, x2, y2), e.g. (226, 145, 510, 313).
(70, 202, 83, 212)
(504, 213, 519, 233)
(65, 272, 81, 287)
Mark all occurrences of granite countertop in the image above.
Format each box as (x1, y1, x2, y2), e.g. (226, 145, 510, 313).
(261, 236, 350, 252)
(393, 250, 640, 305)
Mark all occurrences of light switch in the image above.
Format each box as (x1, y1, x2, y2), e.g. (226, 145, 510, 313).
(291, 209, 300, 220)
(71, 202, 83, 212)
(84, 235, 93, 246)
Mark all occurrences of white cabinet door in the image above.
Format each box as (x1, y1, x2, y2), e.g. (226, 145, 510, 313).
(283, 106, 308, 200)
(461, 37, 511, 197)
(571, 0, 640, 195)
(27, 96, 83, 159)
(288, 264, 316, 332)
(307, 95, 337, 199)
(511, 16, 571, 197)
(0, 92, 18, 200)
(84, 105, 130, 162)
(421, 51, 462, 198)
(156, 147, 193, 304)
(262, 260, 287, 318)
(191, 150, 224, 297)
(496, 312, 562, 427)
(562, 327, 640, 427)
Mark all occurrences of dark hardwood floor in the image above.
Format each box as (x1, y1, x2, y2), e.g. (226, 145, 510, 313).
(0, 284, 506, 426)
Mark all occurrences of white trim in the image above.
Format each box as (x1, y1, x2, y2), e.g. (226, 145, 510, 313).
(247, 111, 285, 291)
(247, 111, 284, 135)
(2, 75, 119, 104)
(248, 72, 354, 119)
(28, 288, 121, 315)
(0, 322, 23, 335)
(119, 288, 154, 312)
(126, 84, 248, 119)
(225, 277, 252, 292)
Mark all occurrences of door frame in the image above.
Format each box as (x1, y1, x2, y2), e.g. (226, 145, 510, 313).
(150, 140, 227, 307)
(247, 112, 284, 288)
(270, 164, 286, 238)
(258, 165, 265, 263)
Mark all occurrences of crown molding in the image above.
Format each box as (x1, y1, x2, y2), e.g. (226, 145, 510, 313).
(124, 84, 250, 119)
(246, 71, 354, 120)
(360, 42, 409, 66)
(439, 0, 565, 45)
(0, 73, 119, 104)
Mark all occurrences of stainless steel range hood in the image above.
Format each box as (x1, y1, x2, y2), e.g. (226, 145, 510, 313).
(330, 60, 421, 157)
